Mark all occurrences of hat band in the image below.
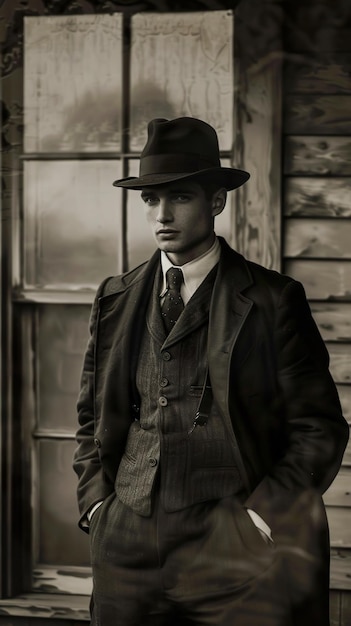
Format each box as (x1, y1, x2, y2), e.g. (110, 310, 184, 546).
(139, 153, 220, 177)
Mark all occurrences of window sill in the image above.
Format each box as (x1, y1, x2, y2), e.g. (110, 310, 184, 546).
(0, 593, 89, 621)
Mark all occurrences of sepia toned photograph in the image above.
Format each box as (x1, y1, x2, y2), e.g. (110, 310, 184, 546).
(1, 1, 351, 625)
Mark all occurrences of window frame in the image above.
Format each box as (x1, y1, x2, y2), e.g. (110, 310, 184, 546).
(0, 0, 283, 612)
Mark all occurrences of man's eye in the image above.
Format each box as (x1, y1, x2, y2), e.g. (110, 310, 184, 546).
(142, 196, 158, 205)
(173, 194, 190, 203)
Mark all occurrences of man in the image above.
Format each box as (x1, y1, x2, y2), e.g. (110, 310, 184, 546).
(73, 117, 348, 626)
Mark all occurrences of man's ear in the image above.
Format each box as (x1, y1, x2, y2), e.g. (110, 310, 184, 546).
(212, 188, 227, 217)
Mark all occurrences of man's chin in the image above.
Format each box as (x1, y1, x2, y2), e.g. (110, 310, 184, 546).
(156, 240, 181, 253)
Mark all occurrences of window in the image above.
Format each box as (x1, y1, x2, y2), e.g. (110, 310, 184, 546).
(8, 10, 235, 599)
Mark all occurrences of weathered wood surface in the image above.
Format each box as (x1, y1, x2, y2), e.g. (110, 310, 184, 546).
(328, 344, 351, 384)
(310, 303, 351, 342)
(24, 14, 122, 153)
(284, 218, 351, 258)
(324, 469, 351, 507)
(0, 592, 90, 620)
(330, 591, 341, 626)
(230, 0, 283, 270)
(284, 260, 351, 300)
(285, 0, 351, 55)
(342, 441, 351, 467)
(337, 385, 351, 422)
(330, 549, 351, 590)
(284, 55, 351, 94)
(308, 29, 351, 54)
(339, 591, 351, 625)
(328, 507, 351, 548)
(284, 178, 351, 217)
(284, 136, 351, 176)
(233, 58, 282, 269)
(130, 11, 234, 151)
(284, 95, 351, 135)
(33, 566, 92, 595)
(286, 28, 351, 54)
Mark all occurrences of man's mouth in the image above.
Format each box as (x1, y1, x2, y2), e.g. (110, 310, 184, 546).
(156, 229, 179, 235)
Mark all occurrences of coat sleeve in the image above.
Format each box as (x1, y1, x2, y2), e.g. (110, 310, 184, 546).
(73, 279, 115, 532)
(245, 279, 349, 531)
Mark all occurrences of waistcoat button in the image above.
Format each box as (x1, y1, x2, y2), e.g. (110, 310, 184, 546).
(160, 378, 169, 387)
(93, 437, 101, 448)
(149, 457, 158, 467)
(162, 351, 171, 361)
(159, 396, 168, 406)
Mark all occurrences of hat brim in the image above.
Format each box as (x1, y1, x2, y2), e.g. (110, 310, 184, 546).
(112, 167, 250, 191)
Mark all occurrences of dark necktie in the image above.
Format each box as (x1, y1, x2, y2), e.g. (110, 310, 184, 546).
(161, 267, 184, 333)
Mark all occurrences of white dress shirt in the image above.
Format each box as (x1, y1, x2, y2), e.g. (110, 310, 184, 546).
(160, 236, 221, 304)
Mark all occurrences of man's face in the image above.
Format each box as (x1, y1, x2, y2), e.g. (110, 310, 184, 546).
(141, 180, 224, 266)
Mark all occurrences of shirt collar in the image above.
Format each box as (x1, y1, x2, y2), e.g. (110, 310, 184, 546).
(160, 237, 220, 305)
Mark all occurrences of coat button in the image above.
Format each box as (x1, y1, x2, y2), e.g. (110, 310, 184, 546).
(93, 437, 101, 448)
(159, 396, 168, 406)
(149, 457, 158, 467)
(160, 377, 169, 387)
(162, 351, 171, 361)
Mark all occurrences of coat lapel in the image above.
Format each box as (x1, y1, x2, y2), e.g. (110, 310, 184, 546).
(96, 250, 160, 419)
(163, 265, 217, 349)
(208, 239, 254, 422)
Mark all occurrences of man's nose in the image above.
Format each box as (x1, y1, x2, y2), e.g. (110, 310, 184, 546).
(156, 199, 173, 222)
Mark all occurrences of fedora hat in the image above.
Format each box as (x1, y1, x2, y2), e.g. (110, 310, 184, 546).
(113, 117, 250, 190)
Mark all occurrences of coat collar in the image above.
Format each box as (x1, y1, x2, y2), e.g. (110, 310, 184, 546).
(100, 248, 160, 301)
(207, 237, 254, 423)
(99, 237, 253, 301)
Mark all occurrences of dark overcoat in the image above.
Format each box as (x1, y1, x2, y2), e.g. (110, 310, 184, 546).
(74, 237, 348, 624)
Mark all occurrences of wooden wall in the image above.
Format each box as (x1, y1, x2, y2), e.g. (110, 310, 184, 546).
(282, 0, 351, 620)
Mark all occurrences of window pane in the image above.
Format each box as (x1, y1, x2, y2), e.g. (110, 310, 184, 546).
(24, 160, 121, 288)
(24, 14, 122, 153)
(130, 11, 233, 151)
(38, 305, 90, 432)
(37, 439, 90, 566)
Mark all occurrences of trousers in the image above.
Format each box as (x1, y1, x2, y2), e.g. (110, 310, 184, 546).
(89, 490, 294, 626)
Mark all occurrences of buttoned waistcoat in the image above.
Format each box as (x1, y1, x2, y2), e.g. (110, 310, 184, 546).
(115, 264, 244, 516)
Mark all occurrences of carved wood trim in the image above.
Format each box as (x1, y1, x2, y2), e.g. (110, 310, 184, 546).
(0, 0, 242, 77)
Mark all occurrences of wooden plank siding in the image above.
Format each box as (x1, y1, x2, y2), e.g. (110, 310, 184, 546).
(328, 344, 351, 384)
(284, 178, 351, 217)
(284, 54, 351, 95)
(284, 136, 351, 177)
(284, 259, 351, 300)
(282, 2, 351, 594)
(285, 219, 351, 258)
(342, 438, 351, 467)
(284, 95, 351, 135)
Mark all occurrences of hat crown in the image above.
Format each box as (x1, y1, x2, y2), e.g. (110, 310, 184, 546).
(139, 117, 221, 176)
(112, 116, 250, 190)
